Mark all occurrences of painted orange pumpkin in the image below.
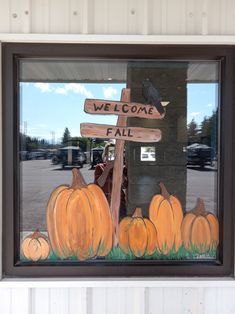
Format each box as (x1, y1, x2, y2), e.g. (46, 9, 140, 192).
(21, 231, 50, 261)
(46, 168, 113, 260)
(118, 207, 158, 257)
(149, 182, 183, 254)
(181, 198, 219, 252)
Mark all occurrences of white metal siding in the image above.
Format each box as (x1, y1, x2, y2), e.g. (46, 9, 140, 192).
(0, 0, 235, 35)
(1, 287, 235, 314)
(1, 0, 235, 313)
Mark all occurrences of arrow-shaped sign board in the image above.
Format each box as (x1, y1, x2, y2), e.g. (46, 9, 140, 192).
(80, 123, 162, 143)
(84, 99, 168, 119)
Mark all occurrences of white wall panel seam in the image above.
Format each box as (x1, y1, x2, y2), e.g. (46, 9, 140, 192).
(9, 0, 14, 33)
(46, 0, 51, 34)
(0, 42, 2, 280)
(67, 289, 70, 314)
(83, 287, 89, 314)
(9, 0, 31, 33)
(161, 0, 167, 34)
(48, 0, 52, 33)
(10, 288, 31, 314)
(50, 288, 70, 314)
(68, 0, 72, 34)
(127, 0, 135, 34)
(81, 0, 90, 34)
(182, 288, 196, 313)
(31, 288, 50, 314)
(104, 0, 109, 34)
(89, 287, 106, 314)
(69, 0, 81, 34)
(123, 1, 128, 35)
(219, 0, 227, 35)
(147, 288, 164, 314)
(22, 0, 31, 33)
(181, 0, 187, 35)
(31, 0, 50, 33)
(86, 287, 92, 314)
(217, 288, 222, 313)
(186, 0, 195, 35)
(141, 0, 149, 35)
(28, 288, 33, 314)
(204, 287, 218, 314)
(0, 0, 10, 32)
(49, 288, 51, 314)
(68, 288, 88, 314)
(201, 0, 208, 35)
(133, 287, 145, 314)
(0, 288, 11, 314)
(144, 287, 149, 314)
(9, 289, 12, 314)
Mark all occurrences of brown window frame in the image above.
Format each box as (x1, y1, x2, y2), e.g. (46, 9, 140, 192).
(2, 43, 234, 277)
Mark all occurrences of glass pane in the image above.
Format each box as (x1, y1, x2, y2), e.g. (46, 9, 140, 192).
(19, 59, 219, 263)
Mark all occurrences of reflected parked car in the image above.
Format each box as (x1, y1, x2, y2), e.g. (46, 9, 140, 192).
(51, 146, 85, 168)
(20, 150, 29, 161)
(187, 143, 214, 168)
(27, 149, 48, 160)
(90, 147, 104, 169)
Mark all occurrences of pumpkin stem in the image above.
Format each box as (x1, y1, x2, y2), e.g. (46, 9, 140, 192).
(132, 207, 143, 218)
(31, 230, 47, 240)
(31, 229, 40, 239)
(71, 168, 87, 189)
(193, 198, 206, 216)
(159, 182, 170, 200)
(31, 230, 40, 239)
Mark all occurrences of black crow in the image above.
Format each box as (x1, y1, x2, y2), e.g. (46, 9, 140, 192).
(142, 78, 165, 115)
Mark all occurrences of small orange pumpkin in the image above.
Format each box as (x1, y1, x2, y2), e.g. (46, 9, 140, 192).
(46, 168, 113, 260)
(118, 207, 158, 257)
(21, 231, 50, 261)
(181, 198, 219, 252)
(149, 182, 183, 254)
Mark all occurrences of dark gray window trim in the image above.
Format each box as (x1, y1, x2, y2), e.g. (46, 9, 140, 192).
(2, 43, 234, 277)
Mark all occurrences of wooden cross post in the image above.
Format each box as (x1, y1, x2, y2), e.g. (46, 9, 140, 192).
(81, 89, 167, 248)
(110, 88, 130, 246)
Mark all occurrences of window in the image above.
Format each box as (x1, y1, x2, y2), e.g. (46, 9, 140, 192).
(2, 43, 234, 277)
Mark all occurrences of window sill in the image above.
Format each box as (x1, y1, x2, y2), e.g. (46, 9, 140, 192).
(1, 277, 235, 288)
(1, 34, 235, 45)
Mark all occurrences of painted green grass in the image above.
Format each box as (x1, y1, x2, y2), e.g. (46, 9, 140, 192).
(105, 246, 136, 260)
(20, 241, 218, 262)
(105, 242, 218, 261)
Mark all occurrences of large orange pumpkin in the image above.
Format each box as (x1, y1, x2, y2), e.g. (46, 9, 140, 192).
(149, 182, 183, 254)
(46, 168, 113, 260)
(118, 207, 158, 257)
(181, 198, 219, 252)
(21, 231, 50, 261)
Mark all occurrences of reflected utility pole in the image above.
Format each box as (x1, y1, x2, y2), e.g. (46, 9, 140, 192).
(23, 121, 28, 151)
(24, 121, 27, 136)
(51, 131, 55, 147)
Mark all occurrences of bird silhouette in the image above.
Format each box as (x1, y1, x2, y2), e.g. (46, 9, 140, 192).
(142, 78, 165, 115)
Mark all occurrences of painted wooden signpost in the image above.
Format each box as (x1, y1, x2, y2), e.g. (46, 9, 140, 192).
(84, 98, 169, 119)
(80, 123, 162, 142)
(81, 88, 167, 245)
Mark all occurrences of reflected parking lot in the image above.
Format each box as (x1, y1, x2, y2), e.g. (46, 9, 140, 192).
(20, 160, 217, 231)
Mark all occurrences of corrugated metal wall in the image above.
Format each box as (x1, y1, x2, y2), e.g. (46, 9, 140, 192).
(0, 0, 235, 35)
(1, 286, 235, 313)
(1, 0, 235, 313)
